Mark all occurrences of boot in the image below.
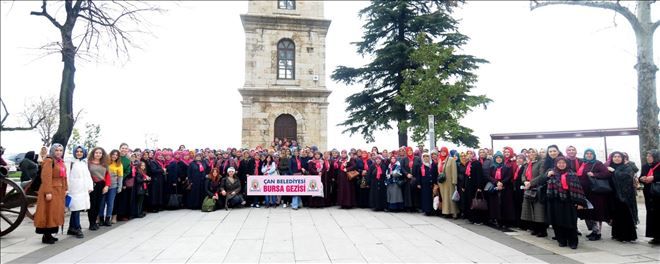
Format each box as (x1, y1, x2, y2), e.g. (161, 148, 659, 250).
(104, 217, 112, 226)
(111, 215, 117, 224)
(42, 234, 56, 244)
(89, 223, 99, 231)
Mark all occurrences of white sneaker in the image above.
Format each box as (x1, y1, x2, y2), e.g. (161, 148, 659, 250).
(255, 204, 260, 208)
(283, 203, 287, 208)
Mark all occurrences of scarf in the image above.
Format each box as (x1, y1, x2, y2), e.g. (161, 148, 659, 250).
(525, 162, 533, 181)
(546, 170, 587, 206)
(576, 163, 587, 176)
(56, 159, 66, 178)
(406, 147, 414, 170)
(647, 162, 660, 176)
(513, 165, 522, 181)
(376, 164, 383, 180)
(340, 158, 347, 171)
(315, 159, 323, 173)
(197, 161, 204, 172)
(324, 160, 330, 172)
(254, 159, 260, 175)
(465, 161, 472, 177)
(560, 172, 569, 190)
(362, 157, 369, 171)
(296, 157, 302, 171)
(495, 167, 502, 180)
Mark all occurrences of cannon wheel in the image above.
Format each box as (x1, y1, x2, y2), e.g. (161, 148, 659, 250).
(0, 177, 28, 237)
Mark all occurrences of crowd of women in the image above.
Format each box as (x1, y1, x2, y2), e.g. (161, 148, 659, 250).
(16, 140, 660, 249)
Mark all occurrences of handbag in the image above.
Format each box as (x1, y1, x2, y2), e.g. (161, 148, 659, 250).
(650, 182, 660, 198)
(347, 170, 359, 180)
(437, 173, 447, 184)
(201, 196, 215, 212)
(451, 190, 460, 202)
(484, 182, 496, 193)
(589, 177, 612, 193)
(523, 188, 538, 201)
(360, 177, 369, 189)
(470, 191, 487, 211)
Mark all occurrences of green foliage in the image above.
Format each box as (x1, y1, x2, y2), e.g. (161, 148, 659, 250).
(332, 0, 476, 145)
(67, 128, 82, 153)
(83, 123, 101, 150)
(399, 34, 490, 148)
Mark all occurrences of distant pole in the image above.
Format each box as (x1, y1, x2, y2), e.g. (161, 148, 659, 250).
(428, 115, 435, 151)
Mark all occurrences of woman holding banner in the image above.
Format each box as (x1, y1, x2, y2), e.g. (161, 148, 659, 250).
(261, 155, 278, 208)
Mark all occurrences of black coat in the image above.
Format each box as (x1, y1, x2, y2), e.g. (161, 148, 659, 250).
(414, 162, 436, 214)
(186, 161, 207, 209)
(368, 162, 388, 210)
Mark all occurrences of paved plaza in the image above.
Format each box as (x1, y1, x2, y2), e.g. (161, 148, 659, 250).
(2, 202, 658, 264)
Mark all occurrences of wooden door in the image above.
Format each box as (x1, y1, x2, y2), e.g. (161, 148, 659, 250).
(274, 114, 297, 141)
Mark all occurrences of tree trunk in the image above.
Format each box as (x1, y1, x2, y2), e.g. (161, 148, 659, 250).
(51, 27, 76, 150)
(397, 124, 408, 148)
(635, 1, 660, 162)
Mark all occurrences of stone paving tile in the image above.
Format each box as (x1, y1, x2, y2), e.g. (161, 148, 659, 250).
(11, 206, 657, 263)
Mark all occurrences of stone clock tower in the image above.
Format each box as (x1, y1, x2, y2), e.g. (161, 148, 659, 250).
(239, 0, 331, 150)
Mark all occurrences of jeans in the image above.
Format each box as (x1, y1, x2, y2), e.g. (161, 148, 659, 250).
(101, 187, 118, 218)
(291, 196, 301, 209)
(264, 196, 276, 205)
(69, 210, 81, 230)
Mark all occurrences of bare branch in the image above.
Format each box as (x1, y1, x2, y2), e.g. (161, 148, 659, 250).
(652, 20, 660, 33)
(30, 0, 63, 30)
(530, 0, 642, 33)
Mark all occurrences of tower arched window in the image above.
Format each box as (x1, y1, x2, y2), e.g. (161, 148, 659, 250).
(278, 0, 295, 10)
(277, 39, 295, 80)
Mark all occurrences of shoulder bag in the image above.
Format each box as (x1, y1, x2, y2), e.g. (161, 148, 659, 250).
(201, 196, 215, 212)
(347, 170, 359, 181)
(590, 177, 612, 193)
(470, 191, 487, 211)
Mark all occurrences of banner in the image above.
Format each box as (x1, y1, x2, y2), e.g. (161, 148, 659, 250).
(247, 175, 324, 197)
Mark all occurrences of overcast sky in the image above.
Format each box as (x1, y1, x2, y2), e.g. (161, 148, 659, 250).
(1, 1, 658, 164)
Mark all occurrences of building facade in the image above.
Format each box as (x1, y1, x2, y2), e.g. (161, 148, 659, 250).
(239, 0, 331, 150)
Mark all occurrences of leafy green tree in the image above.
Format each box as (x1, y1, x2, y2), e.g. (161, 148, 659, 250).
(83, 123, 101, 150)
(67, 128, 81, 153)
(399, 34, 490, 147)
(332, 0, 484, 147)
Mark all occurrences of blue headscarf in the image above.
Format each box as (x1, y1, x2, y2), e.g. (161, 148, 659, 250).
(72, 145, 87, 160)
(492, 151, 504, 168)
(449, 150, 459, 159)
(583, 148, 597, 164)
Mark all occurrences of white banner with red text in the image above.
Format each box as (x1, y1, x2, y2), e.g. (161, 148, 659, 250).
(246, 175, 324, 197)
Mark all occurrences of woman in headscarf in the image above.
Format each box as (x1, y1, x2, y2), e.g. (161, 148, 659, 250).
(322, 150, 335, 207)
(356, 150, 373, 208)
(545, 157, 588, 249)
(503, 147, 517, 170)
(512, 154, 527, 229)
(436, 147, 458, 218)
(400, 147, 419, 212)
(368, 155, 388, 211)
(146, 151, 165, 212)
(460, 150, 485, 224)
(608, 151, 638, 242)
(165, 151, 181, 209)
(177, 151, 191, 207)
(67, 146, 93, 239)
(565, 146, 582, 172)
(487, 151, 515, 229)
(576, 148, 609, 240)
(414, 153, 435, 215)
(521, 148, 547, 237)
(186, 152, 207, 209)
(308, 151, 326, 208)
(385, 155, 404, 211)
(133, 160, 150, 218)
(34, 143, 67, 244)
(639, 149, 660, 244)
(336, 150, 357, 209)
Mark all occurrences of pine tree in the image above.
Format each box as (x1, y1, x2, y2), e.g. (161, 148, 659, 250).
(332, 0, 487, 147)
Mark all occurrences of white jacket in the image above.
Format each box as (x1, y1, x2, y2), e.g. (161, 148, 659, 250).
(67, 159, 93, 211)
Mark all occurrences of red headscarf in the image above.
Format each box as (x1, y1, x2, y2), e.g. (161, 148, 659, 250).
(437, 146, 448, 174)
(406, 147, 414, 169)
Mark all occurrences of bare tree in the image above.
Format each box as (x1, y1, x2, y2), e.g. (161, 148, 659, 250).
(0, 98, 47, 131)
(29, 0, 162, 149)
(531, 0, 660, 161)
